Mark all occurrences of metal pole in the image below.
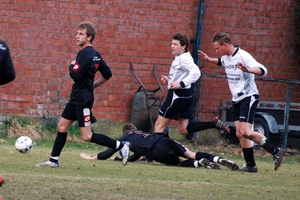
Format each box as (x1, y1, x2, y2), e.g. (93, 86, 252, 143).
(282, 83, 291, 149)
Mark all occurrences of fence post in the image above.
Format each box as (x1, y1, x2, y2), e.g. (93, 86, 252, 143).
(282, 83, 291, 149)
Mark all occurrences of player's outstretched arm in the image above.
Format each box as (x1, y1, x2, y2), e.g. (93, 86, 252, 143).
(198, 50, 219, 64)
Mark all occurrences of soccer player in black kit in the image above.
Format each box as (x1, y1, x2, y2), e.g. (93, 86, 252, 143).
(36, 21, 130, 168)
(0, 40, 15, 86)
(80, 123, 239, 171)
(0, 39, 16, 187)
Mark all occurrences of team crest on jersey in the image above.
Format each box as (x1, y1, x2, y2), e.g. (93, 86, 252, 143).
(73, 63, 80, 72)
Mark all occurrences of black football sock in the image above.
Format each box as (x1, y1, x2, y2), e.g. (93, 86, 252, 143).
(50, 132, 67, 162)
(180, 159, 196, 168)
(186, 122, 215, 133)
(242, 147, 256, 167)
(90, 133, 124, 150)
(195, 152, 214, 162)
(260, 139, 279, 155)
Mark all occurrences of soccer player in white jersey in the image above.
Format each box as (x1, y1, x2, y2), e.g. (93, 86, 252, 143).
(153, 33, 201, 136)
(198, 32, 285, 172)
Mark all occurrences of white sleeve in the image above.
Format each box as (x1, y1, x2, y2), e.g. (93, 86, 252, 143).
(243, 51, 267, 76)
(182, 62, 201, 86)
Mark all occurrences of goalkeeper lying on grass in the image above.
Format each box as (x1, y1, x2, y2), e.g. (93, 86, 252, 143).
(80, 122, 238, 170)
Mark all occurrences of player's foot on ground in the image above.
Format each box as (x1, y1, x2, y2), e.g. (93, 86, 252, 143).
(218, 158, 239, 171)
(120, 141, 130, 166)
(35, 160, 59, 168)
(239, 164, 258, 173)
(274, 148, 286, 171)
(212, 116, 230, 133)
(199, 158, 221, 170)
(198, 158, 210, 168)
(80, 153, 94, 160)
(208, 162, 221, 170)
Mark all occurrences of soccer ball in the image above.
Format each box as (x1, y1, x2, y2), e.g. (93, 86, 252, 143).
(15, 136, 33, 153)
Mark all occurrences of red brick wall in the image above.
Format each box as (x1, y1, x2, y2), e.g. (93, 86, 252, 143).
(198, 0, 300, 120)
(0, 0, 199, 121)
(0, 0, 299, 123)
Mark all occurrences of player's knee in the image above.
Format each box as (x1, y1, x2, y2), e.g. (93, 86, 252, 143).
(235, 129, 245, 139)
(81, 132, 92, 142)
(81, 135, 91, 142)
(57, 119, 71, 133)
(178, 127, 187, 135)
(237, 127, 252, 139)
(57, 124, 66, 133)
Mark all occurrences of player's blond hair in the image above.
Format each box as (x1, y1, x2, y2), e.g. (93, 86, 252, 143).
(212, 32, 233, 45)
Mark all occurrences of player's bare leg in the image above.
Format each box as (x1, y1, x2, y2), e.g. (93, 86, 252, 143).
(177, 118, 189, 135)
(154, 116, 171, 134)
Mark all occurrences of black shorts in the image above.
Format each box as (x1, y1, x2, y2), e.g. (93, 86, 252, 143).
(159, 89, 193, 120)
(150, 137, 188, 165)
(61, 101, 96, 127)
(231, 95, 259, 123)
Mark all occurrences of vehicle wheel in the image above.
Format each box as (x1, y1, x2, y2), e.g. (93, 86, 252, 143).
(254, 117, 270, 139)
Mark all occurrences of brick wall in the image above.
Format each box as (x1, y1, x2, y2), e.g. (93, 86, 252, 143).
(0, 0, 199, 122)
(198, 0, 300, 120)
(0, 0, 299, 124)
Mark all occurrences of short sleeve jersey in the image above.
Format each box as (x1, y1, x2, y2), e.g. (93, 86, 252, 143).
(219, 47, 267, 102)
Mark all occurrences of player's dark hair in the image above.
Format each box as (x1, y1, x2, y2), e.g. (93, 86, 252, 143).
(212, 32, 233, 45)
(78, 21, 96, 43)
(173, 33, 189, 51)
(122, 123, 138, 134)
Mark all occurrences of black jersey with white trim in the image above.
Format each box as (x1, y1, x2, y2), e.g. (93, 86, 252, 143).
(69, 46, 112, 105)
(96, 131, 164, 160)
(119, 131, 164, 155)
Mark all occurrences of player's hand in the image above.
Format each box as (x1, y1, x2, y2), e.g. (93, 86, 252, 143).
(170, 81, 181, 89)
(198, 50, 210, 61)
(70, 60, 76, 65)
(161, 75, 168, 84)
(237, 62, 249, 72)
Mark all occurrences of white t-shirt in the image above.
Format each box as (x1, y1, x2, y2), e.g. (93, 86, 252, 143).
(167, 51, 201, 89)
(220, 47, 267, 102)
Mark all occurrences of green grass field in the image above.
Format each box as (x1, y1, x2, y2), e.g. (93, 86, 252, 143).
(1, 141, 300, 200)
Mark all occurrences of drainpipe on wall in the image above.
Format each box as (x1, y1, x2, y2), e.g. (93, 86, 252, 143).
(188, 0, 205, 142)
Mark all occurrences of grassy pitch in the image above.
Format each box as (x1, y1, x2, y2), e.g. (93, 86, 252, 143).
(1, 142, 300, 200)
